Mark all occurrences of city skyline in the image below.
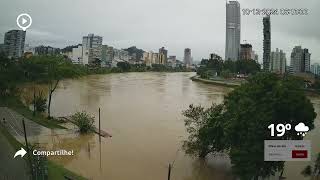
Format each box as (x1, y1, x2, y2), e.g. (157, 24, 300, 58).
(0, 0, 319, 62)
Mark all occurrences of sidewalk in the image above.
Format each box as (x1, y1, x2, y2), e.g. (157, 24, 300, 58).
(0, 107, 49, 143)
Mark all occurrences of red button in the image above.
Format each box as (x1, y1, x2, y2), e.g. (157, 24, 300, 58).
(292, 150, 308, 158)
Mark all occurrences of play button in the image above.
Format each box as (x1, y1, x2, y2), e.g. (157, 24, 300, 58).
(16, 13, 32, 31)
(22, 18, 27, 25)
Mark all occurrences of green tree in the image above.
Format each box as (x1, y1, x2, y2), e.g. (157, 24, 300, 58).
(47, 61, 61, 119)
(235, 59, 260, 74)
(183, 73, 316, 179)
(223, 60, 236, 73)
(0, 53, 24, 96)
(182, 104, 226, 158)
(117, 61, 131, 72)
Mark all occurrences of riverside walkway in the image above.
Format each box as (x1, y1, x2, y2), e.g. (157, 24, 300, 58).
(0, 107, 48, 143)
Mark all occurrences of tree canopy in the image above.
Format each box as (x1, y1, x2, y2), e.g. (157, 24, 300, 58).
(197, 58, 261, 79)
(183, 72, 316, 179)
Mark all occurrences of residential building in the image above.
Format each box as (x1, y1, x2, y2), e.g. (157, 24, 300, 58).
(71, 45, 82, 64)
(270, 48, 286, 74)
(168, 56, 177, 67)
(82, 34, 102, 65)
(225, 1, 241, 61)
(101, 45, 112, 67)
(311, 63, 320, 76)
(0, 44, 6, 54)
(112, 49, 129, 67)
(290, 46, 311, 74)
(251, 50, 258, 62)
(159, 47, 168, 64)
(143, 51, 153, 67)
(35, 45, 60, 55)
(24, 44, 35, 55)
(263, 16, 271, 71)
(239, 44, 252, 60)
(184, 48, 192, 67)
(4, 30, 26, 58)
(152, 53, 159, 64)
(158, 53, 166, 65)
(106, 46, 114, 67)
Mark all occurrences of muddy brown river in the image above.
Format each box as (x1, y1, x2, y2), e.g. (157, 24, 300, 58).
(24, 72, 320, 180)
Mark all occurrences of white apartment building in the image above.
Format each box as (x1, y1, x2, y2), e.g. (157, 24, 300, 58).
(270, 48, 286, 74)
(82, 34, 102, 65)
(71, 45, 82, 64)
(311, 63, 320, 76)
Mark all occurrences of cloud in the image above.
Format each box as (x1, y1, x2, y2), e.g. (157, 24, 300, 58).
(0, 0, 319, 61)
(295, 123, 309, 132)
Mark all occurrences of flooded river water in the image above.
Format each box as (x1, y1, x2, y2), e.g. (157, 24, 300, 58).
(24, 72, 320, 180)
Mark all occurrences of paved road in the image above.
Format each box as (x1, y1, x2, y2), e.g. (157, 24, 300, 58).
(0, 128, 30, 180)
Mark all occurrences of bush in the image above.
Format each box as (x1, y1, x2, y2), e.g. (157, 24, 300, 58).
(32, 91, 47, 112)
(71, 111, 95, 133)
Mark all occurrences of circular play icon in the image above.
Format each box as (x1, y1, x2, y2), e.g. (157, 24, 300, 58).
(16, 13, 32, 31)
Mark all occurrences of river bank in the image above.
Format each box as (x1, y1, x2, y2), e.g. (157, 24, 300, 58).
(190, 75, 242, 87)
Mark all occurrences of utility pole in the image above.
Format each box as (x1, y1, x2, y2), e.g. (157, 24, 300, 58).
(22, 118, 29, 155)
(167, 163, 172, 180)
(33, 87, 36, 116)
(22, 118, 34, 178)
(98, 107, 102, 171)
(98, 108, 101, 142)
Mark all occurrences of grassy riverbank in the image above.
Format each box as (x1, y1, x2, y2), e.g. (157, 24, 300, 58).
(0, 124, 87, 180)
(0, 96, 65, 129)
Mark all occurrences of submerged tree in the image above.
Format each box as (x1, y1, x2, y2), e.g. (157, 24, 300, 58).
(182, 104, 226, 158)
(301, 153, 320, 179)
(71, 111, 95, 133)
(47, 62, 61, 119)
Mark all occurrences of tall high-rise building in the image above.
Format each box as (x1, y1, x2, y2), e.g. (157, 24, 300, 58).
(225, 1, 241, 61)
(263, 16, 271, 71)
(239, 44, 252, 60)
(184, 48, 192, 67)
(270, 48, 286, 74)
(4, 30, 26, 58)
(290, 46, 311, 74)
(82, 34, 103, 65)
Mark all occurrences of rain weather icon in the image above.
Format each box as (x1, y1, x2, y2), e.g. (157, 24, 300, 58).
(295, 123, 309, 137)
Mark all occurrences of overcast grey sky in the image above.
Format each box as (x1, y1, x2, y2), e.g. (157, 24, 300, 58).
(0, 0, 319, 63)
